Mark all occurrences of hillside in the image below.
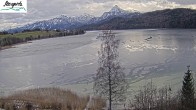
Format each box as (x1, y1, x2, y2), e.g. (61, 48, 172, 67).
(80, 8, 196, 30)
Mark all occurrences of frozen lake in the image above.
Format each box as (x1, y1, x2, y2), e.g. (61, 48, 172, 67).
(1, 29, 196, 95)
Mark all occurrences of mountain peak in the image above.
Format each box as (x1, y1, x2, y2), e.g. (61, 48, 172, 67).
(112, 5, 120, 9)
(110, 5, 139, 13)
(110, 5, 122, 12)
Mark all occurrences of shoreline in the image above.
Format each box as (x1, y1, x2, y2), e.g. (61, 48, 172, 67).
(0, 30, 85, 51)
(0, 41, 32, 51)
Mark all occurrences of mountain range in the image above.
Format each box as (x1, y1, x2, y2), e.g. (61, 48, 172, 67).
(81, 8, 196, 30)
(8, 5, 139, 33)
(8, 6, 196, 32)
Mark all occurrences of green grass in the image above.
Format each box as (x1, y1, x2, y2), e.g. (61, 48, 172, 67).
(0, 30, 85, 48)
(0, 31, 60, 39)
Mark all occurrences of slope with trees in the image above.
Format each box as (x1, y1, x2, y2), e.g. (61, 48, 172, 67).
(80, 8, 196, 30)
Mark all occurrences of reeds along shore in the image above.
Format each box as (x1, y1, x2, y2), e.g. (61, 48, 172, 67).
(0, 87, 106, 110)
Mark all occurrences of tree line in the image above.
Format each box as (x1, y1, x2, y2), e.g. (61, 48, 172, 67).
(0, 29, 85, 49)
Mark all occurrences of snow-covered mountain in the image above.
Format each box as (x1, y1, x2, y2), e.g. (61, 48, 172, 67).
(88, 5, 140, 24)
(102, 5, 135, 18)
(9, 14, 94, 32)
(8, 5, 140, 32)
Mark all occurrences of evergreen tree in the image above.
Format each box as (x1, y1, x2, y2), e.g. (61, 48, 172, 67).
(181, 65, 195, 109)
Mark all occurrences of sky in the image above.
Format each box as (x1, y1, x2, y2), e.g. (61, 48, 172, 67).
(0, 0, 196, 31)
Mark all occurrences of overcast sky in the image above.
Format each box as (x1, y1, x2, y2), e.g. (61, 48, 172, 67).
(0, 0, 196, 31)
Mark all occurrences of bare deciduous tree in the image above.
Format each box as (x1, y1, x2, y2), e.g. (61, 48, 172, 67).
(130, 81, 174, 110)
(94, 30, 128, 110)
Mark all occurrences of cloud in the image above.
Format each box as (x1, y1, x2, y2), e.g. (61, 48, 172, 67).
(0, 22, 24, 31)
(0, 0, 196, 31)
(168, 0, 196, 5)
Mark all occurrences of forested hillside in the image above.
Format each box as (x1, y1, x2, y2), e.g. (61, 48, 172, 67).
(81, 8, 196, 30)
